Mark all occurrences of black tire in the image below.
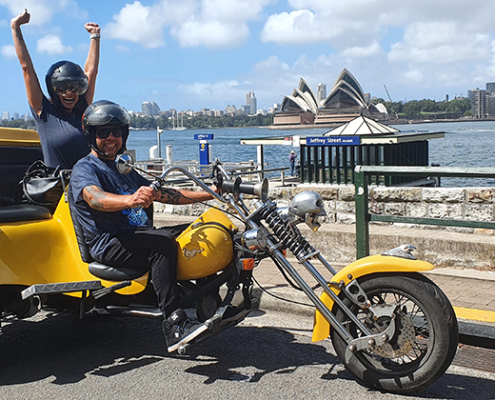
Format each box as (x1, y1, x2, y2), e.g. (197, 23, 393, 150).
(331, 273, 458, 394)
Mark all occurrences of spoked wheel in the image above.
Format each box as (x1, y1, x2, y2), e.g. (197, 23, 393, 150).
(331, 273, 458, 394)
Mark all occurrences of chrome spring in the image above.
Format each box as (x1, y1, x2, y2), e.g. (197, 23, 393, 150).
(260, 203, 317, 259)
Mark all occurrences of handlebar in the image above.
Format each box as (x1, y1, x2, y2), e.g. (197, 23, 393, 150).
(116, 155, 268, 203)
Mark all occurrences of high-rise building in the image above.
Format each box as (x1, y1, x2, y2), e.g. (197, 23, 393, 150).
(488, 95, 495, 118)
(225, 105, 236, 115)
(2, 111, 9, 120)
(316, 83, 327, 104)
(246, 91, 257, 115)
(142, 101, 160, 116)
(486, 82, 495, 94)
(471, 89, 487, 118)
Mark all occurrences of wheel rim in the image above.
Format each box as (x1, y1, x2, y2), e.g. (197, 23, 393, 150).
(349, 288, 433, 372)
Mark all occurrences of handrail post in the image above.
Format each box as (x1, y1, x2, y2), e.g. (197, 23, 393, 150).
(354, 166, 369, 259)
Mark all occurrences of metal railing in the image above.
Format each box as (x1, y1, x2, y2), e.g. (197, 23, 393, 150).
(134, 159, 289, 185)
(300, 141, 429, 185)
(354, 165, 495, 259)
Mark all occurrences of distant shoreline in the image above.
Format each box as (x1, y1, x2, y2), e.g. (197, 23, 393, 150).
(267, 117, 495, 130)
(128, 117, 495, 132)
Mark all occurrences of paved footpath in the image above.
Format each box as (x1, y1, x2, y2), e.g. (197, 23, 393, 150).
(252, 257, 495, 340)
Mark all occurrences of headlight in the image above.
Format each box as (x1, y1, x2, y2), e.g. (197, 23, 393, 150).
(289, 191, 326, 231)
(241, 228, 267, 251)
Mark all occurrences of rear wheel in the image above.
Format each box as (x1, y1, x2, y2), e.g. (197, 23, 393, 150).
(331, 273, 458, 394)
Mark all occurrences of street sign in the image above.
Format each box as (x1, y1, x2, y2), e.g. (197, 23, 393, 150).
(194, 134, 214, 140)
(306, 136, 360, 146)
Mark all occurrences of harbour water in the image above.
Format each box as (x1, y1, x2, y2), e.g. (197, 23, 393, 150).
(127, 120, 495, 187)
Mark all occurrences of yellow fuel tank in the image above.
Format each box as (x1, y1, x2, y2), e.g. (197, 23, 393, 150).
(176, 208, 235, 280)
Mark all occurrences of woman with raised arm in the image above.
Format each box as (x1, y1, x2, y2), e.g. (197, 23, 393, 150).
(11, 9, 100, 169)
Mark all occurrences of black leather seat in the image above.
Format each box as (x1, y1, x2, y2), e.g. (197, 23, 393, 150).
(68, 197, 148, 282)
(0, 203, 52, 223)
(0, 146, 43, 201)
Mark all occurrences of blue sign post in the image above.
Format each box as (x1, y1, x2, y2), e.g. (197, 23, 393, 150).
(194, 134, 214, 165)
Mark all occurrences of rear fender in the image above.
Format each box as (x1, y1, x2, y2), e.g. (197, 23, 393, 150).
(312, 254, 434, 342)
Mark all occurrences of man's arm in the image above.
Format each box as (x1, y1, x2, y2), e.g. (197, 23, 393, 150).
(11, 10, 43, 115)
(82, 185, 155, 212)
(83, 22, 100, 105)
(158, 187, 215, 205)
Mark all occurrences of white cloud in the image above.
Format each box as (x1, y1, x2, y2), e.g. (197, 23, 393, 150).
(1, 44, 16, 58)
(105, 2, 166, 49)
(106, 0, 275, 49)
(341, 41, 383, 58)
(0, 0, 86, 25)
(402, 69, 424, 84)
(389, 22, 490, 64)
(262, 1, 495, 63)
(201, 0, 274, 22)
(36, 34, 73, 55)
(261, 10, 343, 45)
(115, 45, 130, 53)
(254, 55, 289, 71)
(172, 20, 250, 48)
(178, 80, 241, 101)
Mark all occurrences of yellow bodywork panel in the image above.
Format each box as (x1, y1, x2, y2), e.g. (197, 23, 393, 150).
(176, 208, 235, 280)
(0, 127, 41, 147)
(0, 197, 148, 296)
(312, 255, 434, 342)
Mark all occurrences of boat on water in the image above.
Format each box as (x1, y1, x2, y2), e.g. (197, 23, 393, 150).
(171, 112, 186, 131)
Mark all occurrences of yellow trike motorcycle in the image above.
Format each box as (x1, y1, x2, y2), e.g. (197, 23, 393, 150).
(0, 128, 458, 394)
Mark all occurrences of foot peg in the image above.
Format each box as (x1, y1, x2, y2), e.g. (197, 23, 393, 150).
(176, 315, 222, 355)
(205, 314, 222, 333)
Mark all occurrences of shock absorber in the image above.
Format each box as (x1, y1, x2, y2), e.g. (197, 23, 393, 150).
(260, 201, 318, 260)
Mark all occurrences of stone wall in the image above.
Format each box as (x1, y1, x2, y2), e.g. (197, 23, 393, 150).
(153, 184, 495, 267)
(153, 184, 495, 234)
(269, 185, 495, 233)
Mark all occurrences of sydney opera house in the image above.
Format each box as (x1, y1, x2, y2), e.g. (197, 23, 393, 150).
(273, 69, 388, 127)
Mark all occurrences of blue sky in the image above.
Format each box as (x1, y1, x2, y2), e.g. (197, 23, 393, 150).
(2, 0, 495, 117)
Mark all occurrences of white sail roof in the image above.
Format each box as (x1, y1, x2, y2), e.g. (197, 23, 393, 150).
(323, 115, 399, 136)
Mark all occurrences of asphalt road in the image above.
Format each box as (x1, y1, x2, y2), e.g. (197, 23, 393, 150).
(0, 309, 494, 400)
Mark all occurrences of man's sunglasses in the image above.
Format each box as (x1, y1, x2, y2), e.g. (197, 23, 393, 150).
(95, 127, 125, 139)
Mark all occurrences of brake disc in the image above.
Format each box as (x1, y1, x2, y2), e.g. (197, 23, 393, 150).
(371, 311, 416, 358)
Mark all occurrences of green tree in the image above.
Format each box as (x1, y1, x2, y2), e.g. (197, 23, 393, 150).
(445, 98, 471, 113)
(0, 119, 36, 129)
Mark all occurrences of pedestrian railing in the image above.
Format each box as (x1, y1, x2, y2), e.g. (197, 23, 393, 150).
(299, 140, 429, 185)
(134, 158, 289, 185)
(354, 165, 495, 259)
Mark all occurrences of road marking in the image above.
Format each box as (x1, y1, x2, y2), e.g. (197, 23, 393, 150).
(454, 307, 495, 323)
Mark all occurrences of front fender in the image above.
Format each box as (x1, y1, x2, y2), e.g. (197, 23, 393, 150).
(312, 254, 434, 342)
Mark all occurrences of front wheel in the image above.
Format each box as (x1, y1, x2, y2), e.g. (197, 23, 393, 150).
(331, 273, 458, 394)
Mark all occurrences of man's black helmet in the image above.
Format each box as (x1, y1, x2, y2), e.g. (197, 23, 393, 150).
(45, 61, 88, 109)
(83, 100, 131, 157)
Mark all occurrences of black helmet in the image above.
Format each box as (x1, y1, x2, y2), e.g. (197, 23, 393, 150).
(83, 100, 131, 157)
(45, 61, 88, 109)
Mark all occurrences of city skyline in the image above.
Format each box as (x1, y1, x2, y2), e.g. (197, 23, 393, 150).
(1, 78, 489, 121)
(2, 1, 495, 117)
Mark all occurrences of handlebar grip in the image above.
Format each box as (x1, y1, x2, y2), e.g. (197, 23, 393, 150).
(150, 180, 161, 192)
(219, 177, 268, 200)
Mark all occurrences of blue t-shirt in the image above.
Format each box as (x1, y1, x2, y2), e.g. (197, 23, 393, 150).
(69, 154, 152, 260)
(31, 96, 90, 169)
